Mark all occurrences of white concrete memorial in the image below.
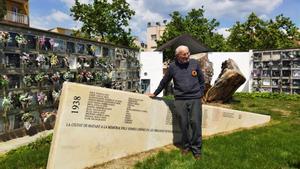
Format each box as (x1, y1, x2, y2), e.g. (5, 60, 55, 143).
(47, 82, 270, 169)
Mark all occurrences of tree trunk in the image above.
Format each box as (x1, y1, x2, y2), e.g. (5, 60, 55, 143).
(205, 59, 246, 103)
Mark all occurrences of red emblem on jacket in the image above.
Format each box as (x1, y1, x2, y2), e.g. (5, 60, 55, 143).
(192, 70, 197, 77)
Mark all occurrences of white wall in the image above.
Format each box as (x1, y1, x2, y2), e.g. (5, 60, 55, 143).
(140, 52, 163, 97)
(208, 52, 253, 92)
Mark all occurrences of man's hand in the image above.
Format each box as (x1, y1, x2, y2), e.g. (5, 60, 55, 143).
(146, 93, 156, 98)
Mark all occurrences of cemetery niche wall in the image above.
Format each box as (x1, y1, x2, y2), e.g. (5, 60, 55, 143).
(252, 49, 300, 94)
(0, 23, 140, 141)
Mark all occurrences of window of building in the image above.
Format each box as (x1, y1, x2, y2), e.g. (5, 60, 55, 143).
(151, 34, 157, 41)
(141, 79, 150, 94)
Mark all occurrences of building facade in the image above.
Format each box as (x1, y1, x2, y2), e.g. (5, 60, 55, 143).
(146, 22, 166, 51)
(49, 27, 73, 36)
(1, 0, 30, 27)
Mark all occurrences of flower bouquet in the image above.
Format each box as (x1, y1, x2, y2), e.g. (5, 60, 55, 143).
(52, 90, 61, 103)
(77, 71, 85, 82)
(41, 111, 55, 123)
(50, 54, 59, 66)
(36, 54, 45, 67)
(19, 93, 33, 109)
(85, 71, 93, 81)
(21, 112, 34, 123)
(0, 31, 10, 46)
(51, 72, 60, 83)
(0, 75, 9, 88)
(23, 75, 33, 87)
(20, 52, 30, 64)
(37, 92, 47, 105)
(35, 72, 48, 84)
(21, 112, 34, 130)
(63, 71, 73, 81)
(15, 34, 27, 46)
(1, 97, 12, 116)
(94, 72, 103, 82)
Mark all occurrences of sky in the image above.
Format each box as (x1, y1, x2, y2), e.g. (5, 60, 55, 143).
(29, 0, 300, 42)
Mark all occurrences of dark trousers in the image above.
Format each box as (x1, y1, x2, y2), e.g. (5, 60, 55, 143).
(174, 99, 202, 155)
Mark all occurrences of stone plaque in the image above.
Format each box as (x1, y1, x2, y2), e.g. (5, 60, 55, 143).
(47, 82, 270, 169)
(201, 105, 271, 136)
(47, 82, 181, 169)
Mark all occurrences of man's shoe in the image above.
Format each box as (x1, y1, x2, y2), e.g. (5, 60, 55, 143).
(181, 149, 189, 155)
(194, 154, 201, 160)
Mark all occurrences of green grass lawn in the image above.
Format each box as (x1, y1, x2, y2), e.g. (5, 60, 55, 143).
(0, 94, 299, 169)
(135, 95, 300, 169)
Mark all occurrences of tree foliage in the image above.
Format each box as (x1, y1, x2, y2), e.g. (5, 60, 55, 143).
(227, 12, 300, 51)
(70, 0, 135, 46)
(157, 8, 228, 61)
(0, 0, 7, 20)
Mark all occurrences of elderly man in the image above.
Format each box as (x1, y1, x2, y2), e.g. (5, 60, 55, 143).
(148, 45, 205, 159)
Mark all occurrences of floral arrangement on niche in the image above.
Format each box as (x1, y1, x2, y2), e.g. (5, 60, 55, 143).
(15, 34, 27, 45)
(39, 36, 45, 46)
(63, 71, 73, 81)
(41, 111, 56, 123)
(95, 72, 111, 84)
(20, 52, 30, 64)
(84, 61, 90, 68)
(36, 54, 45, 67)
(23, 75, 34, 87)
(50, 54, 59, 66)
(21, 112, 34, 130)
(0, 75, 9, 88)
(21, 112, 34, 123)
(1, 97, 12, 117)
(90, 45, 96, 52)
(51, 72, 60, 83)
(52, 90, 61, 103)
(78, 57, 90, 68)
(62, 56, 69, 68)
(37, 92, 47, 105)
(35, 72, 48, 83)
(97, 57, 113, 72)
(19, 93, 33, 109)
(87, 72, 94, 81)
(77, 70, 94, 82)
(97, 57, 107, 65)
(0, 31, 10, 43)
(49, 38, 55, 47)
(94, 72, 103, 81)
(76, 62, 82, 69)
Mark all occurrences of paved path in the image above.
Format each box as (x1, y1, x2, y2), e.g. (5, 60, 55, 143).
(0, 130, 53, 154)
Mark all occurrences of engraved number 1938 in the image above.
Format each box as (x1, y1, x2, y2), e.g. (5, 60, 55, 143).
(71, 96, 81, 113)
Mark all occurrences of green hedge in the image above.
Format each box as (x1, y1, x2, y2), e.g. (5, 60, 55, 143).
(234, 92, 300, 101)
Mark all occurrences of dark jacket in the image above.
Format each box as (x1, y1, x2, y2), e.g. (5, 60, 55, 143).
(154, 59, 205, 100)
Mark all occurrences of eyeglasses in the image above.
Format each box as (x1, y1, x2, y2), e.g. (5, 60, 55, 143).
(179, 52, 190, 57)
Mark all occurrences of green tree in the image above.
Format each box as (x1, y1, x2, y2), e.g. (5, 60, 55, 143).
(0, 0, 7, 20)
(70, 0, 135, 46)
(157, 8, 228, 61)
(227, 12, 300, 51)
